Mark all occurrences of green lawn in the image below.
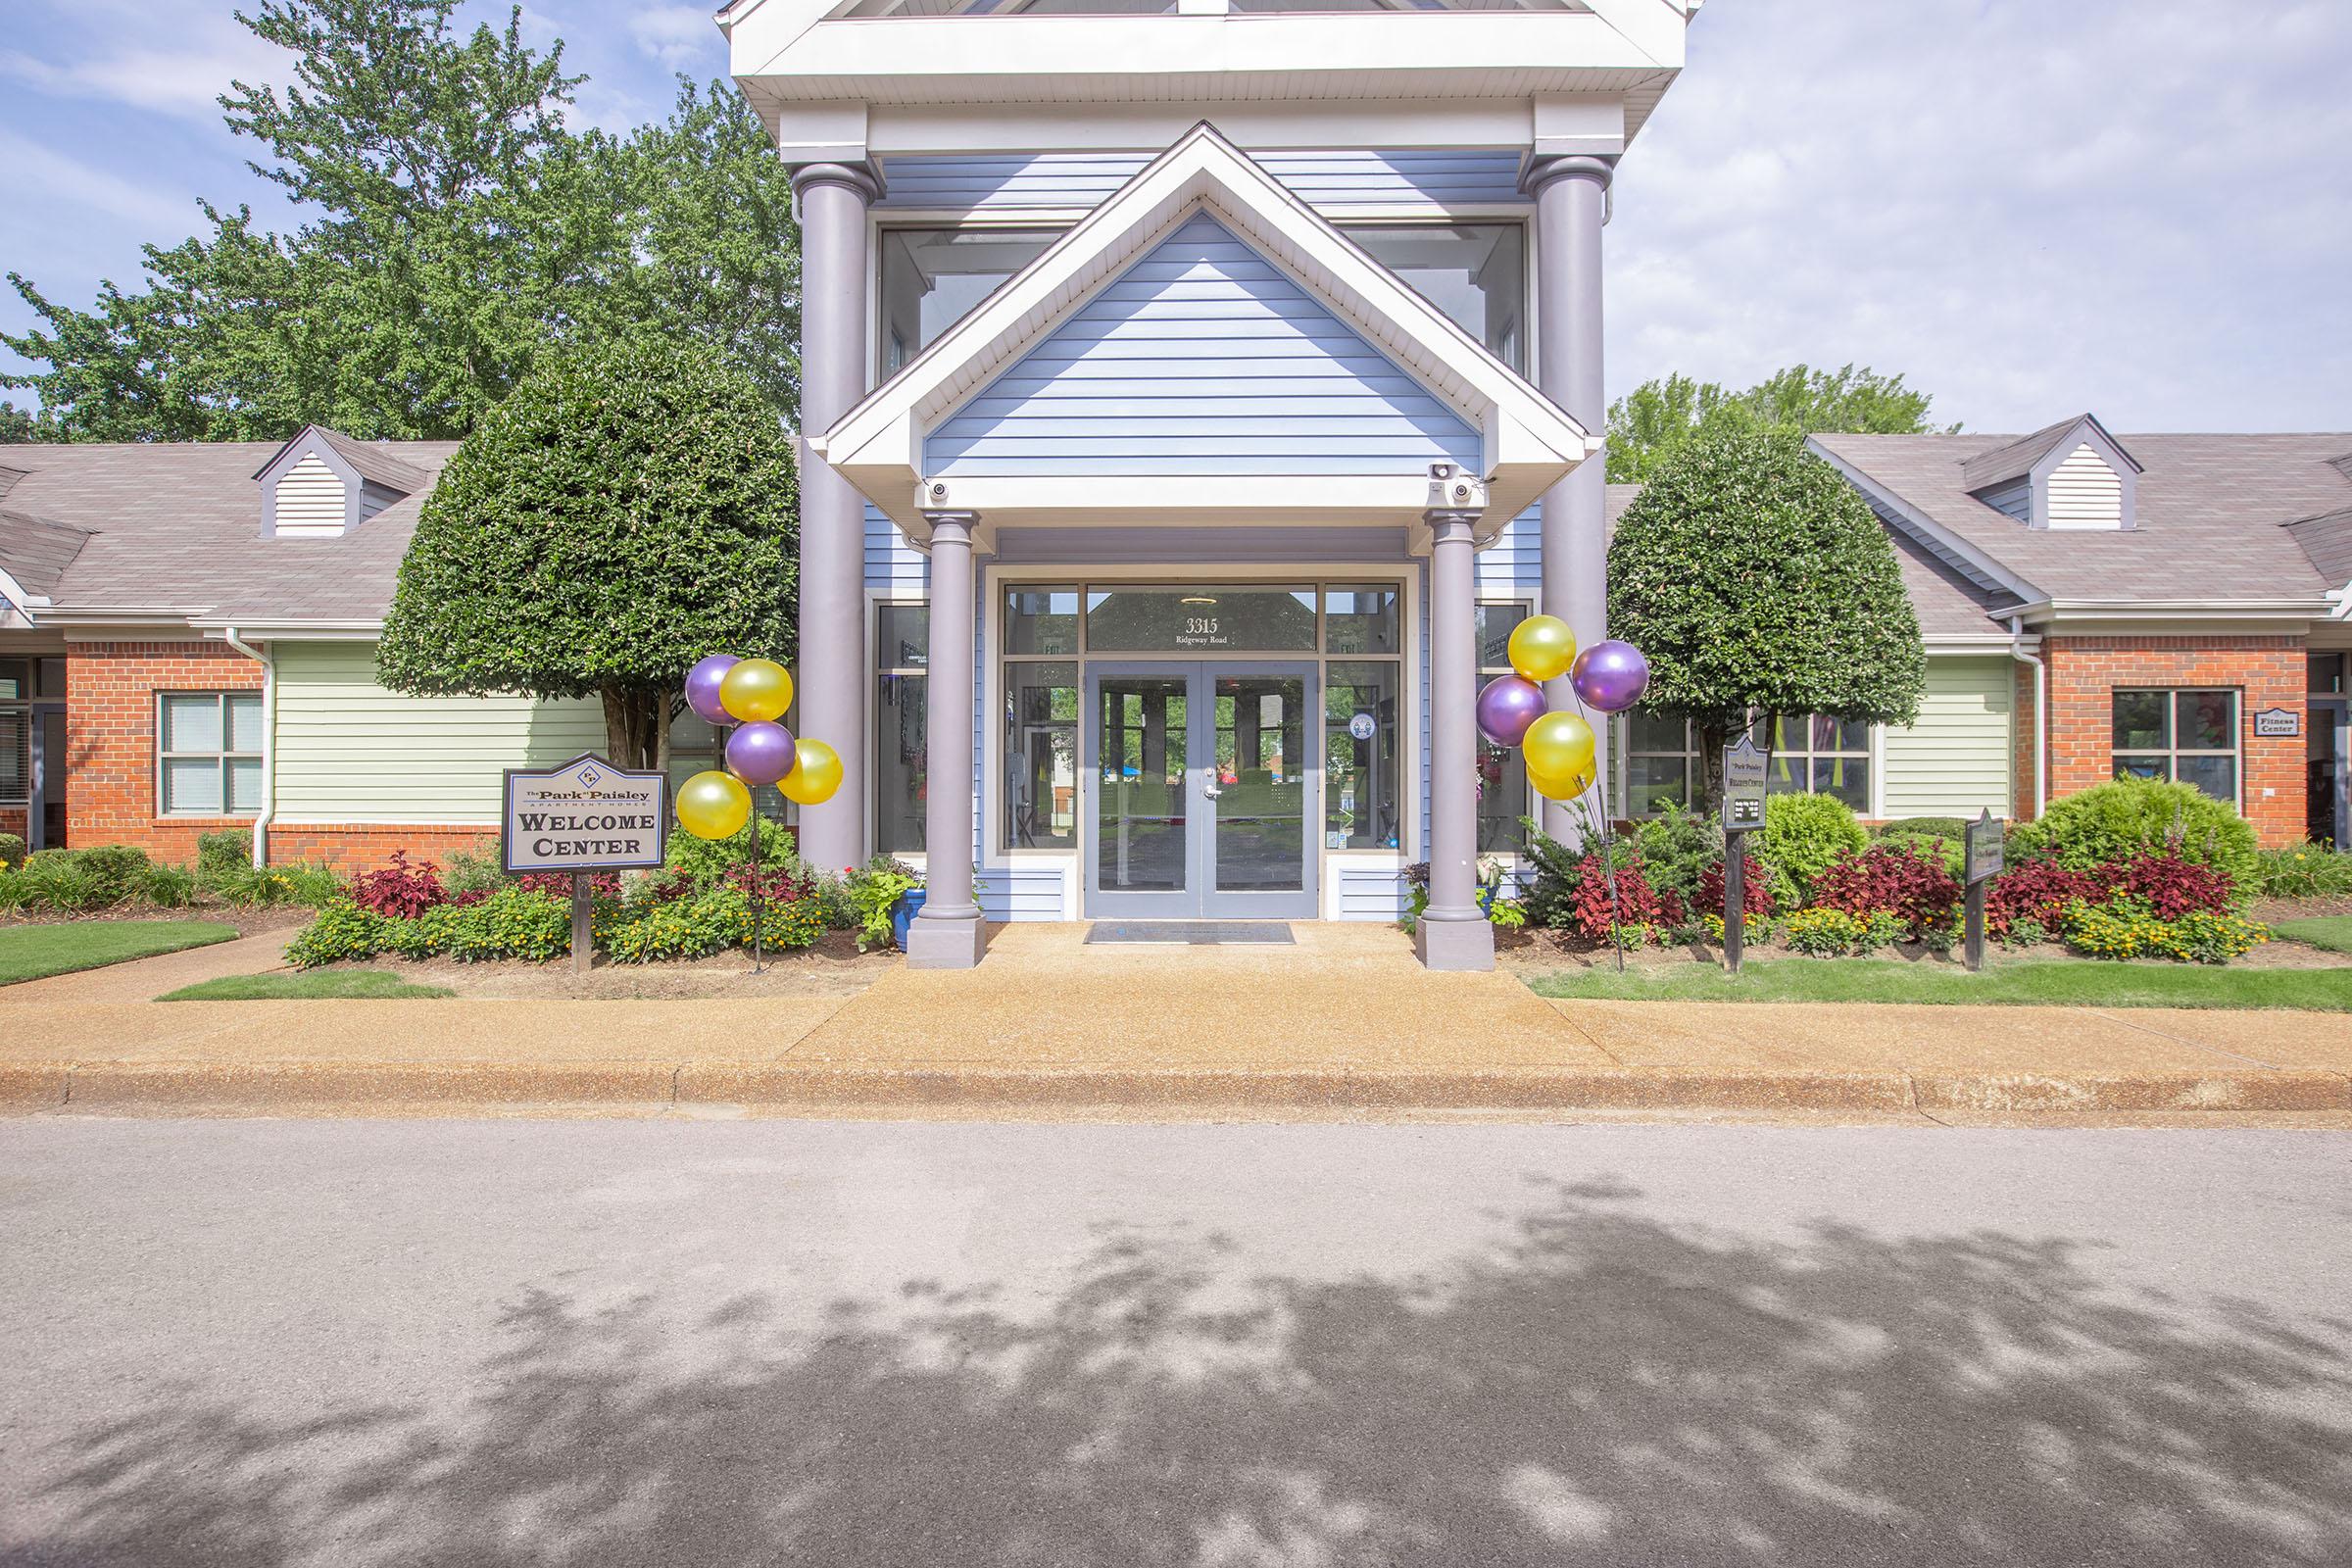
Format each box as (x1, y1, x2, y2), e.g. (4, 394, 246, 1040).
(158, 969, 454, 1002)
(2273, 917, 2352, 956)
(1527, 956, 2352, 1010)
(0, 920, 240, 986)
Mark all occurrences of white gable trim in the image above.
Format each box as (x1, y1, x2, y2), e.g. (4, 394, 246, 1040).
(2026, 421, 2138, 532)
(816, 122, 1594, 544)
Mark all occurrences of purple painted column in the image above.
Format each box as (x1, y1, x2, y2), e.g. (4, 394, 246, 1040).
(906, 512, 986, 968)
(1417, 509, 1494, 972)
(791, 162, 879, 875)
(1528, 155, 1614, 846)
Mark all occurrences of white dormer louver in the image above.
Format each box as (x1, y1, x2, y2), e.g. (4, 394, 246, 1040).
(1959, 413, 2139, 533)
(254, 425, 426, 539)
(271, 451, 348, 537)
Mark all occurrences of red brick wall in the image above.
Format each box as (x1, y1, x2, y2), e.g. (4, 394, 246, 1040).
(67, 641, 265, 862)
(2013, 660, 2040, 825)
(267, 824, 501, 875)
(0, 806, 25, 847)
(2041, 634, 2305, 846)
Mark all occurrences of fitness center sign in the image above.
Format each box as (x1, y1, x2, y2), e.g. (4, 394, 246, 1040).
(502, 753, 669, 874)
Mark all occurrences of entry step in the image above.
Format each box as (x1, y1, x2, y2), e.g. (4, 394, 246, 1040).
(1083, 921, 1296, 946)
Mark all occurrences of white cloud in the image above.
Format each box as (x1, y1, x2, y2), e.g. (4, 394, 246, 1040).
(0, 3, 290, 124)
(628, 4, 725, 70)
(0, 127, 195, 232)
(1608, 0, 2352, 432)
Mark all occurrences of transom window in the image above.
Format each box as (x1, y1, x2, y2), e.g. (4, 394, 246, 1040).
(2113, 689, 2238, 803)
(158, 692, 263, 816)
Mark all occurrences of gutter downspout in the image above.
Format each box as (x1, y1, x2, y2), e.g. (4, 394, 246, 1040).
(221, 627, 274, 867)
(2008, 615, 2045, 819)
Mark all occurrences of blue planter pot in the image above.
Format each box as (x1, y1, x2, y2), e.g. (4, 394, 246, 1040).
(891, 888, 927, 951)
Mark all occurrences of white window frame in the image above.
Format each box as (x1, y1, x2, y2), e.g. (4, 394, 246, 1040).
(156, 690, 263, 818)
(2112, 687, 2242, 808)
(0, 657, 31, 808)
(1754, 711, 1876, 812)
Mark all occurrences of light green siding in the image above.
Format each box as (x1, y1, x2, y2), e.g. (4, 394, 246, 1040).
(1882, 656, 2013, 818)
(272, 641, 607, 823)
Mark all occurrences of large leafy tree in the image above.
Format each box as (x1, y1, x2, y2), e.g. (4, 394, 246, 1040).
(1607, 364, 1955, 484)
(2, 0, 801, 441)
(375, 335, 798, 770)
(1607, 431, 1926, 808)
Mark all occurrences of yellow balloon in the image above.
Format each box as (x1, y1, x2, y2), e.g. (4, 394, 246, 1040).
(1523, 710, 1596, 787)
(676, 768, 752, 841)
(776, 738, 843, 807)
(1507, 615, 1578, 684)
(718, 658, 793, 724)
(1527, 760, 1594, 803)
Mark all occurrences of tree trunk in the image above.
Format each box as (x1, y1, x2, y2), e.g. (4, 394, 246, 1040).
(600, 686, 663, 771)
(1695, 721, 1732, 819)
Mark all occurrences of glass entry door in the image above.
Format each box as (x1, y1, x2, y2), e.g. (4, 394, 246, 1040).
(1085, 663, 1318, 918)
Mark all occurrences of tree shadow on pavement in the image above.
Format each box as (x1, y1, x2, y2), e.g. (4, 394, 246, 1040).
(18, 1178, 2352, 1566)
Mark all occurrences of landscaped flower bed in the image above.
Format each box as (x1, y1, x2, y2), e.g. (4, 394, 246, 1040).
(1504, 776, 2318, 969)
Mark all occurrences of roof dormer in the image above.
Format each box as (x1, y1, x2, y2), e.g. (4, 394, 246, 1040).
(254, 425, 427, 539)
(1961, 413, 2140, 532)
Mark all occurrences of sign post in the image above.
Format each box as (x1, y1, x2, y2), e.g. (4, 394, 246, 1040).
(1720, 735, 1768, 975)
(1962, 808, 2006, 974)
(503, 753, 669, 977)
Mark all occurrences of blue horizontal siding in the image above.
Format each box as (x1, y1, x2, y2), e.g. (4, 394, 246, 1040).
(1336, 862, 1410, 921)
(1474, 506, 1543, 594)
(928, 216, 1480, 480)
(974, 863, 1067, 921)
(865, 503, 927, 594)
(875, 150, 1527, 213)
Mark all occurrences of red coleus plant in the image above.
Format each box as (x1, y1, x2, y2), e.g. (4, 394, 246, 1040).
(1984, 858, 2100, 937)
(2098, 850, 2235, 920)
(1695, 851, 1776, 922)
(1568, 849, 1683, 943)
(1807, 845, 1961, 937)
(349, 850, 446, 919)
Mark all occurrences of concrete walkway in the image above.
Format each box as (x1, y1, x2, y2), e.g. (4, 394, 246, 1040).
(2, 921, 2350, 1120)
(0, 928, 294, 1004)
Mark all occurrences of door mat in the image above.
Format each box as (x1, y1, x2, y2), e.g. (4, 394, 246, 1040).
(1084, 921, 1298, 946)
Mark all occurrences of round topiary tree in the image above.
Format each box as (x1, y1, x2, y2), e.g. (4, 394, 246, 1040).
(2009, 775, 2260, 889)
(1607, 430, 1925, 808)
(377, 334, 797, 770)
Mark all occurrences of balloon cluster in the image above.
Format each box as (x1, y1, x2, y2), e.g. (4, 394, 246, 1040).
(674, 654, 844, 841)
(1474, 617, 1651, 803)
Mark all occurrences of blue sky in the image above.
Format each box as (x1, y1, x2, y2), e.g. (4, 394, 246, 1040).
(3, 0, 2347, 435)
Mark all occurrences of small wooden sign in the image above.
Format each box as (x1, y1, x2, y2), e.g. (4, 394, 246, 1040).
(502, 753, 668, 875)
(1964, 809, 2006, 887)
(1721, 734, 1767, 832)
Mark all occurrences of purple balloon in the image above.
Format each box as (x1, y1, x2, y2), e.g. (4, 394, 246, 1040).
(1571, 640, 1651, 714)
(725, 720, 798, 787)
(686, 655, 739, 726)
(1475, 674, 1547, 748)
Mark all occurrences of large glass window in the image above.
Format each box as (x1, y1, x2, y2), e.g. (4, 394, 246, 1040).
(1753, 712, 1872, 811)
(0, 658, 28, 807)
(875, 604, 929, 856)
(158, 692, 263, 816)
(1474, 601, 1530, 852)
(878, 228, 1062, 373)
(1005, 662, 1079, 849)
(2114, 689, 2238, 803)
(1339, 224, 1526, 373)
(1326, 661, 1400, 850)
(1625, 710, 1698, 817)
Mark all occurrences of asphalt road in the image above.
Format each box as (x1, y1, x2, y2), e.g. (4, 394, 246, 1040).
(2, 1118, 2348, 1567)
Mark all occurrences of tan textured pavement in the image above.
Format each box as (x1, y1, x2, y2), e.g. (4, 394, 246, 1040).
(0, 929, 292, 1004)
(2, 920, 2350, 1118)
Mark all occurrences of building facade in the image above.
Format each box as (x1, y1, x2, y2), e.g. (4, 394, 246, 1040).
(6, 0, 2352, 973)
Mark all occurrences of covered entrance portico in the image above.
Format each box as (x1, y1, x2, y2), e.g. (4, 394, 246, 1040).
(806, 125, 1600, 968)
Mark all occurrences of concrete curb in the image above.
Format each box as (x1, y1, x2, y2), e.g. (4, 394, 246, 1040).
(7, 1058, 2348, 1118)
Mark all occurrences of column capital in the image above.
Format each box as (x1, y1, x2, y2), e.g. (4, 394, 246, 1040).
(790, 160, 884, 205)
(920, 509, 981, 542)
(1422, 509, 1481, 542)
(1520, 154, 1616, 199)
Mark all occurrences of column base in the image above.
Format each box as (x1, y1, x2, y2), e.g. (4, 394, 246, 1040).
(906, 912, 988, 969)
(1414, 915, 1495, 972)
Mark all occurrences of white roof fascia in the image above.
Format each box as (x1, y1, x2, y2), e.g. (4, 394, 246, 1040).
(1925, 634, 2035, 657)
(189, 615, 385, 638)
(2017, 598, 2333, 627)
(1806, 437, 2046, 608)
(733, 11, 1675, 97)
(821, 123, 1592, 539)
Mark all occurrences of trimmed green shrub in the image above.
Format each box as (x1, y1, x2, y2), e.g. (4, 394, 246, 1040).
(663, 814, 799, 889)
(1874, 816, 1971, 841)
(1632, 802, 1721, 916)
(134, 863, 198, 906)
(1762, 793, 1867, 906)
(0, 833, 25, 871)
(196, 830, 250, 879)
(2010, 776, 2258, 891)
(442, 850, 511, 899)
(208, 860, 344, 907)
(284, 902, 391, 967)
(432, 886, 571, 962)
(1874, 830, 1963, 880)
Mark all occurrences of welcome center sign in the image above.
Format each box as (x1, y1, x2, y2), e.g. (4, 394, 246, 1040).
(502, 753, 670, 874)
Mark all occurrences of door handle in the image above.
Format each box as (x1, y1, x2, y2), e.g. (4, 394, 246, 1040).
(1202, 784, 1222, 799)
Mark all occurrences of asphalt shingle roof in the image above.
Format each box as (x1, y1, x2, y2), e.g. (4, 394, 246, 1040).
(0, 508, 94, 600)
(0, 439, 458, 621)
(1812, 431, 2352, 605)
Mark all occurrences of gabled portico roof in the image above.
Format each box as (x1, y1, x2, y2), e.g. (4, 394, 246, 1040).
(813, 122, 1597, 549)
